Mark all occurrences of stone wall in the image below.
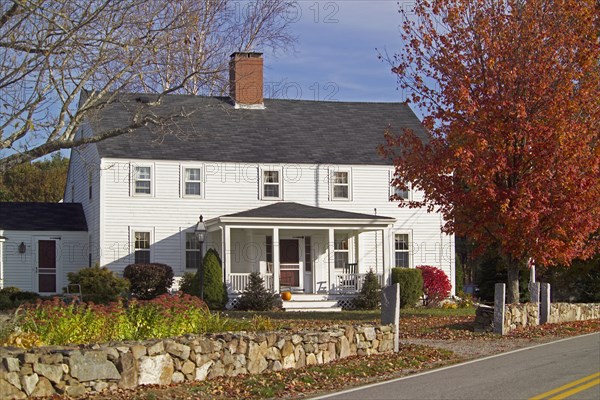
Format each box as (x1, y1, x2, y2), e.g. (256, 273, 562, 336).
(548, 303, 600, 324)
(474, 305, 494, 332)
(0, 325, 395, 399)
(504, 303, 540, 332)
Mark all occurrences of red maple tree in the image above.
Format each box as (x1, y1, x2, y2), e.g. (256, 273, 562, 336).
(380, 0, 600, 303)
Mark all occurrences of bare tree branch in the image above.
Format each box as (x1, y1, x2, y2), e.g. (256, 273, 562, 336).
(0, 0, 295, 171)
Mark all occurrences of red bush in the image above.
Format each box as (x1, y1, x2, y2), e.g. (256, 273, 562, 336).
(123, 263, 174, 300)
(416, 265, 451, 306)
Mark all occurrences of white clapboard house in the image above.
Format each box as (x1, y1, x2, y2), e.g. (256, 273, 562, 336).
(1, 53, 455, 310)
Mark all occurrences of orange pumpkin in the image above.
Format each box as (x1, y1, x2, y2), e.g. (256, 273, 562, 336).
(281, 291, 292, 301)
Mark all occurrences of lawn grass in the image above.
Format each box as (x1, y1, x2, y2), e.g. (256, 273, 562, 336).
(223, 306, 476, 323)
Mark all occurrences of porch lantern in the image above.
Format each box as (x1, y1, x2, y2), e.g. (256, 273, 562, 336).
(195, 215, 207, 299)
(18, 242, 26, 254)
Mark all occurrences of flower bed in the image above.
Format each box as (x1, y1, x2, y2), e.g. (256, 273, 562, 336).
(1, 294, 275, 347)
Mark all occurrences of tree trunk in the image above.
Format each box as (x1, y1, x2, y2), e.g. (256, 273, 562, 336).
(506, 262, 520, 304)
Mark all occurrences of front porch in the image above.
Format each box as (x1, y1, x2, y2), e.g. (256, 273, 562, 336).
(227, 273, 386, 311)
(205, 202, 396, 309)
(227, 271, 386, 295)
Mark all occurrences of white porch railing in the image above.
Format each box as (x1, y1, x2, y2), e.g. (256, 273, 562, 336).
(228, 272, 384, 294)
(228, 273, 273, 293)
(333, 273, 385, 294)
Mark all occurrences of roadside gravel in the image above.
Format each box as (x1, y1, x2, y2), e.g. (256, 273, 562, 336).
(401, 337, 557, 360)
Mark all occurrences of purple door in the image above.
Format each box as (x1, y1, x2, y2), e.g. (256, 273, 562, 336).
(38, 240, 57, 293)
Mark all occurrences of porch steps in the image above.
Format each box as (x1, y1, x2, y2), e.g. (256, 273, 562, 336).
(282, 295, 342, 312)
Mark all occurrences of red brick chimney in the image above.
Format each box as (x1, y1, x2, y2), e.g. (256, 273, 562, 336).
(229, 52, 264, 109)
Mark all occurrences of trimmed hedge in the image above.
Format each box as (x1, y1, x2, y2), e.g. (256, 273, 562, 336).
(0, 287, 40, 310)
(391, 267, 423, 308)
(202, 249, 228, 310)
(179, 249, 229, 310)
(123, 263, 174, 300)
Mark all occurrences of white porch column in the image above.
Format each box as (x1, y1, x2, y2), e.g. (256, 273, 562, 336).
(224, 226, 231, 288)
(273, 227, 280, 293)
(328, 228, 335, 292)
(382, 228, 391, 286)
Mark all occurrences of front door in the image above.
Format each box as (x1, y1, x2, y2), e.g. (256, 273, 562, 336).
(38, 240, 58, 293)
(280, 239, 302, 290)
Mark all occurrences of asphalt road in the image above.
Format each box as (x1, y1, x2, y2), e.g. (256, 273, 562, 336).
(312, 332, 600, 400)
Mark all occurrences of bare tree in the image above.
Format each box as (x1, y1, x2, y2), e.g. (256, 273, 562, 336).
(0, 0, 295, 171)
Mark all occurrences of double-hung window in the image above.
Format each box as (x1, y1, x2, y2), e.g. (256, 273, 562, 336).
(334, 233, 349, 269)
(390, 171, 410, 201)
(304, 237, 312, 273)
(331, 170, 350, 200)
(183, 167, 202, 197)
(134, 231, 151, 263)
(134, 166, 152, 195)
(185, 232, 201, 269)
(266, 236, 273, 273)
(262, 168, 282, 200)
(394, 185, 410, 200)
(394, 233, 410, 268)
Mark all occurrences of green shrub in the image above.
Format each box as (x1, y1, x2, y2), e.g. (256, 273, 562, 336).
(353, 270, 382, 310)
(237, 272, 282, 311)
(391, 268, 423, 308)
(0, 287, 22, 310)
(3, 291, 41, 308)
(123, 263, 174, 300)
(538, 256, 600, 302)
(202, 248, 228, 310)
(455, 254, 464, 294)
(0, 286, 22, 297)
(67, 265, 129, 303)
(179, 272, 200, 296)
(0, 293, 13, 310)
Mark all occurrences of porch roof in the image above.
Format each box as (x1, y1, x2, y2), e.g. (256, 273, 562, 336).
(206, 202, 395, 229)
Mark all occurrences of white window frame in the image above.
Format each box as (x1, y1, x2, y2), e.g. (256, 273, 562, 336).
(182, 230, 201, 271)
(130, 228, 153, 264)
(393, 231, 412, 268)
(180, 164, 204, 198)
(389, 170, 411, 201)
(333, 232, 350, 269)
(330, 168, 352, 201)
(260, 166, 283, 200)
(131, 163, 154, 196)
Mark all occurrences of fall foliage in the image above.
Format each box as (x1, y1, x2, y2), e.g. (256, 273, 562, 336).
(380, 0, 600, 303)
(0, 153, 68, 201)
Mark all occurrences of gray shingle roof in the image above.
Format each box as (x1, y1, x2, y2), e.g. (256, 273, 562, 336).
(91, 95, 427, 165)
(0, 203, 88, 231)
(223, 202, 394, 220)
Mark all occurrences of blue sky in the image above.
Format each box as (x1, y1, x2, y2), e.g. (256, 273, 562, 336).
(263, 1, 408, 103)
